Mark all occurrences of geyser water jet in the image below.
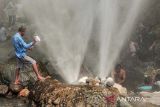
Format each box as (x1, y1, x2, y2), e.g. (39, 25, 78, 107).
(98, 0, 118, 79)
(19, 0, 97, 83)
(18, 0, 147, 83)
(98, 0, 146, 79)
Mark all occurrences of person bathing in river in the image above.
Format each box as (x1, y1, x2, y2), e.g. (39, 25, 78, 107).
(12, 26, 47, 84)
(111, 64, 126, 85)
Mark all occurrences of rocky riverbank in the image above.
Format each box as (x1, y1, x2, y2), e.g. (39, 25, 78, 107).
(0, 97, 28, 107)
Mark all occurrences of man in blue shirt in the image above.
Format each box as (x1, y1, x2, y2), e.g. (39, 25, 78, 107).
(12, 26, 45, 84)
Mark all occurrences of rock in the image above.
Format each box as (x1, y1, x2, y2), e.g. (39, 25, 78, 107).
(113, 83, 127, 96)
(104, 77, 115, 87)
(78, 76, 88, 84)
(0, 27, 7, 42)
(9, 83, 23, 93)
(29, 79, 119, 107)
(0, 84, 9, 95)
(19, 88, 30, 97)
(86, 78, 101, 86)
(140, 91, 160, 106)
(117, 98, 133, 107)
(0, 62, 37, 85)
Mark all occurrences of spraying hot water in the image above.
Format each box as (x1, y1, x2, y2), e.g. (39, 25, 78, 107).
(18, 0, 146, 83)
(98, 0, 146, 79)
(20, 0, 96, 83)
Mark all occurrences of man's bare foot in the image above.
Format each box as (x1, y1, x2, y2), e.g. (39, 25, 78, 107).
(14, 81, 20, 85)
(38, 76, 51, 81)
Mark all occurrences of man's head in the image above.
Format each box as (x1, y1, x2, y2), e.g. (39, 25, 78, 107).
(18, 26, 26, 36)
(144, 76, 152, 85)
(115, 64, 122, 73)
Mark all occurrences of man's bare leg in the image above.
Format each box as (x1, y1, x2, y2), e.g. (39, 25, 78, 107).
(32, 63, 46, 80)
(14, 68, 20, 84)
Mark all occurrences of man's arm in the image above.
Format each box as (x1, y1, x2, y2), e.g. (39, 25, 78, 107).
(149, 41, 156, 51)
(18, 37, 35, 49)
(111, 71, 115, 81)
(118, 70, 126, 84)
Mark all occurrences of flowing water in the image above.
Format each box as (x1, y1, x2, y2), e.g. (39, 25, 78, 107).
(17, 0, 147, 83)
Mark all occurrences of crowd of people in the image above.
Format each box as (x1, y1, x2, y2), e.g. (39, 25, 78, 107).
(117, 23, 160, 91)
(128, 23, 159, 63)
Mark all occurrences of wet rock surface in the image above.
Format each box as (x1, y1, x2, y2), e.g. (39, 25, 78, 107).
(139, 91, 160, 106)
(29, 79, 119, 107)
(0, 62, 37, 85)
(0, 84, 9, 95)
(0, 97, 28, 107)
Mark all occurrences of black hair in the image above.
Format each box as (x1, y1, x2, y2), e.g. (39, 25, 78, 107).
(18, 26, 26, 32)
(144, 76, 152, 85)
(115, 64, 122, 72)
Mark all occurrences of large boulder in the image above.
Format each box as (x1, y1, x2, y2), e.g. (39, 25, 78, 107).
(29, 79, 119, 107)
(0, 60, 37, 85)
(0, 84, 9, 95)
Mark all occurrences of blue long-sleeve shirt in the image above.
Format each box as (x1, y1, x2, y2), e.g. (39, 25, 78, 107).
(12, 33, 33, 58)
